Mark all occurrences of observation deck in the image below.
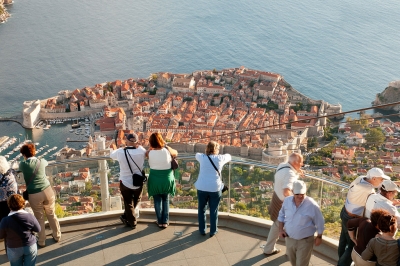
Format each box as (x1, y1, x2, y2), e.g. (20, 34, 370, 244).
(0, 155, 346, 265)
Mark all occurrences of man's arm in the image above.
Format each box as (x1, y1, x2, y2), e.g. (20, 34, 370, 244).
(278, 221, 288, 238)
(313, 205, 325, 247)
(283, 188, 292, 197)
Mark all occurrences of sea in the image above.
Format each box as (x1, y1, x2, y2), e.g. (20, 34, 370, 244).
(1, 0, 400, 156)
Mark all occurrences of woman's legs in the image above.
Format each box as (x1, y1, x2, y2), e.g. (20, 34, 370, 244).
(153, 194, 162, 224)
(197, 190, 208, 234)
(161, 193, 169, 224)
(28, 190, 46, 246)
(208, 190, 222, 236)
(42, 186, 61, 241)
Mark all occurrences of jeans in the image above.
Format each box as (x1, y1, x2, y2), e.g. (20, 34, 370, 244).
(337, 206, 355, 266)
(7, 244, 37, 266)
(120, 181, 143, 226)
(153, 193, 169, 224)
(197, 189, 222, 235)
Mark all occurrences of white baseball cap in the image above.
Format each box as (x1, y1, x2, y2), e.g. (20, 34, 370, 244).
(293, 180, 307, 194)
(366, 168, 390, 180)
(381, 180, 400, 192)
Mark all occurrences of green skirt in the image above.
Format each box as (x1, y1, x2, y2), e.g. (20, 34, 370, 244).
(147, 168, 176, 198)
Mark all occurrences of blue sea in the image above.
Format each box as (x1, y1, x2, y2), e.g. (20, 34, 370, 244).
(1, 0, 400, 149)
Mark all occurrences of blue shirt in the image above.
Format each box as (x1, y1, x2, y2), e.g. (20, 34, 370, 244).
(194, 153, 231, 192)
(278, 195, 325, 240)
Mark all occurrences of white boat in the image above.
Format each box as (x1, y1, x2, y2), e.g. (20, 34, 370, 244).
(69, 129, 74, 132)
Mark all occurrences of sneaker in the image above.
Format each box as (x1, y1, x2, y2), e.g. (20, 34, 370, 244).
(119, 215, 128, 226)
(264, 249, 281, 256)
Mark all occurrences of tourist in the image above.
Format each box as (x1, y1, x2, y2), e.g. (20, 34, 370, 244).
(364, 179, 400, 225)
(264, 153, 304, 256)
(0, 194, 41, 266)
(0, 156, 18, 222)
(195, 141, 231, 237)
(19, 143, 61, 247)
(361, 213, 399, 265)
(347, 209, 388, 266)
(110, 133, 146, 229)
(146, 133, 177, 229)
(278, 180, 325, 266)
(337, 167, 389, 266)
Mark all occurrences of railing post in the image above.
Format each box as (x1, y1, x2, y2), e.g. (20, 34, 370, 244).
(96, 137, 110, 211)
(319, 181, 324, 207)
(228, 162, 231, 213)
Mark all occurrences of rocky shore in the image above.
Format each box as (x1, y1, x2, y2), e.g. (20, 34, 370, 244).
(0, 1, 11, 23)
(372, 80, 400, 111)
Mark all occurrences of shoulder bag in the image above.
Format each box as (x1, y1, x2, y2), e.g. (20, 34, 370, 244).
(268, 166, 291, 222)
(124, 148, 147, 187)
(165, 146, 179, 170)
(22, 159, 41, 201)
(206, 155, 228, 193)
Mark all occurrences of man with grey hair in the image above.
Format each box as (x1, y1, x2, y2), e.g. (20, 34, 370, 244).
(263, 152, 304, 256)
(337, 167, 389, 266)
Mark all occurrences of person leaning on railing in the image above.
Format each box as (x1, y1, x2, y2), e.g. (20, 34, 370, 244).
(194, 141, 231, 237)
(361, 213, 399, 266)
(337, 168, 389, 266)
(347, 209, 388, 266)
(19, 143, 61, 248)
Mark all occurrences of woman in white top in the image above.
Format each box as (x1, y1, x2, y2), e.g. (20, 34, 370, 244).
(195, 141, 231, 237)
(146, 133, 178, 229)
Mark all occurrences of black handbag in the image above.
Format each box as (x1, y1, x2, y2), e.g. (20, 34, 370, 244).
(206, 155, 228, 193)
(124, 148, 147, 187)
(166, 146, 179, 170)
(22, 159, 41, 200)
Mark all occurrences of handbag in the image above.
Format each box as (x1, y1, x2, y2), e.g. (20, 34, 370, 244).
(22, 159, 41, 201)
(206, 155, 228, 193)
(165, 146, 179, 170)
(124, 148, 147, 187)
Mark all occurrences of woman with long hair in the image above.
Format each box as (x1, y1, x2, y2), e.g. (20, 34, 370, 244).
(0, 194, 41, 266)
(362, 213, 399, 265)
(146, 133, 178, 229)
(195, 141, 231, 237)
(19, 143, 61, 247)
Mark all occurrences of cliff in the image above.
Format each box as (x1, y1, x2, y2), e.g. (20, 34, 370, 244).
(372, 81, 400, 111)
(0, 1, 11, 23)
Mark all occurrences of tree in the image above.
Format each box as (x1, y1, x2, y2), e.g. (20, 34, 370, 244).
(55, 203, 66, 218)
(365, 128, 385, 147)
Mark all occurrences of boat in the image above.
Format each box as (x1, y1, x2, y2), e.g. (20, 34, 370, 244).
(69, 129, 74, 132)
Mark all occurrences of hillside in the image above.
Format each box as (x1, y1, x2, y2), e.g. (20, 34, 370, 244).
(372, 82, 400, 111)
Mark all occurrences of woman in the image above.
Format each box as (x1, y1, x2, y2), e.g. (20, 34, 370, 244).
(362, 213, 399, 266)
(348, 209, 388, 265)
(0, 156, 18, 222)
(0, 194, 41, 266)
(19, 143, 61, 247)
(146, 133, 177, 229)
(195, 141, 231, 237)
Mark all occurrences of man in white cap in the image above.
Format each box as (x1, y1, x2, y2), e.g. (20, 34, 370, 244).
(364, 179, 400, 225)
(337, 167, 389, 266)
(110, 132, 146, 229)
(278, 180, 325, 266)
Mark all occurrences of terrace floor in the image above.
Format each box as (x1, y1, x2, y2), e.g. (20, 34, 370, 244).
(0, 216, 337, 266)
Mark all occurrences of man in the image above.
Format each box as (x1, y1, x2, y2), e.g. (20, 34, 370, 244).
(110, 133, 146, 229)
(278, 180, 325, 266)
(337, 167, 389, 266)
(263, 153, 303, 256)
(364, 179, 400, 226)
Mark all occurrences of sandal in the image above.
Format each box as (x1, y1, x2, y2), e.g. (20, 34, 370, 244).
(162, 224, 168, 228)
(155, 221, 163, 228)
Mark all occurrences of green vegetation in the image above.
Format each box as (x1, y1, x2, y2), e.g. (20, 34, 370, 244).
(365, 127, 385, 147)
(183, 97, 193, 102)
(257, 101, 278, 111)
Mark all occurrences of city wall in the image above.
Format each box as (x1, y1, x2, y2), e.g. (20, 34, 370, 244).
(39, 108, 103, 120)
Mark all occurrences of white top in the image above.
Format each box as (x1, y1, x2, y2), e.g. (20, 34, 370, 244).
(278, 196, 325, 240)
(194, 153, 231, 192)
(345, 175, 375, 216)
(365, 193, 400, 226)
(110, 146, 146, 189)
(148, 148, 172, 170)
(274, 162, 299, 201)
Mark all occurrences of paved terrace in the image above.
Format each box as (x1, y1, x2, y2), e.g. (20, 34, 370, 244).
(0, 210, 337, 266)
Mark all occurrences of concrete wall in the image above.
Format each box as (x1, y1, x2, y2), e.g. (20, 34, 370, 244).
(39, 108, 103, 120)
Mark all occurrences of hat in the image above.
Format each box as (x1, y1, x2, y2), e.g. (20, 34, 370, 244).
(366, 168, 390, 180)
(125, 133, 138, 143)
(381, 180, 400, 192)
(293, 180, 307, 194)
